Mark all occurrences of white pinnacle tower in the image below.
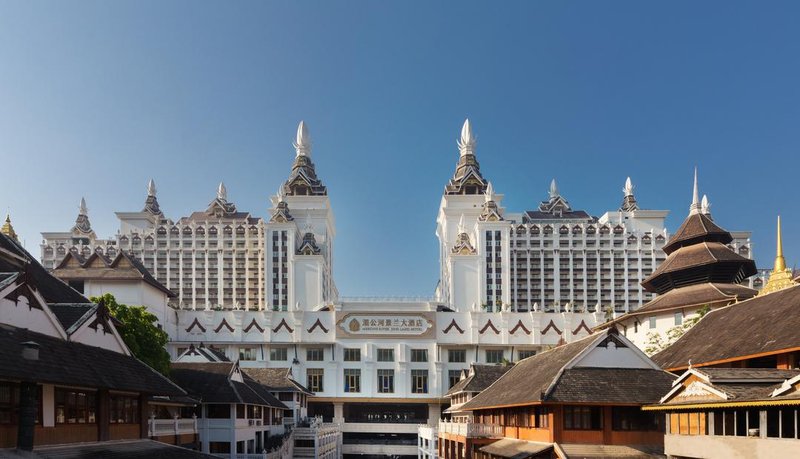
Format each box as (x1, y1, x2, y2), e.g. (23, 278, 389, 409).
(147, 179, 157, 197)
(457, 119, 476, 156)
(217, 182, 227, 201)
(293, 120, 312, 157)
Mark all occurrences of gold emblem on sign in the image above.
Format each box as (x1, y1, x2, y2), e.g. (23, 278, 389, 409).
(349, 319, 360, 332)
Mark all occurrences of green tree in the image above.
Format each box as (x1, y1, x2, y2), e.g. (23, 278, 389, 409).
(644, 305, 711, 356)
(91, 293, 171, 376)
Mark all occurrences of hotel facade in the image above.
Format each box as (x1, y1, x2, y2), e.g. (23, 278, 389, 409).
(39, 120, 757, 458)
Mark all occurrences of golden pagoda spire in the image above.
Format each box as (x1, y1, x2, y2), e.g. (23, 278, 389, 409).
(1, 213, 18, 241)
(759, 215, 796, 296)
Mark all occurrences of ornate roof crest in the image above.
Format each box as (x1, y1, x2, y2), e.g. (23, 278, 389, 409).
(72, 197, 93, 235)
(142, 178, 163, 215)
(619, 176, 639, 212)
(478, 182, 503, 222)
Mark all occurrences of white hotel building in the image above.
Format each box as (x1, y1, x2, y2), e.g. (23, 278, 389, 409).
(40, 120, 755, 458)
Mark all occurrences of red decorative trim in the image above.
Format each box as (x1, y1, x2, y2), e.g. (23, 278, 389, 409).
(272, 318, 294, 334)
(509, 320, 531, 335)
(541, 320, 563, 335)
(307, 318, 329, 334)
(214, 318, 235, 333)
(442, 319, 465, 335)
(572, 320, 592, 336)
(479, 319, 500, 335)
(185, 318, 207, 333)
(243, 318, 265, 333)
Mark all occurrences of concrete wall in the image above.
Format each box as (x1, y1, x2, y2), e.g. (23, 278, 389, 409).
(665, 433, 800, 459)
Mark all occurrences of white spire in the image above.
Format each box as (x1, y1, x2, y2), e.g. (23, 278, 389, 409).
(276, 184, 285, 203)
(457, 214, 466, 234)
(147, 178, 157, 197)
(623, 177, 634, 197)
(79, 197, 88, 216)
(457, 118, 476, 157)
(701, 194, 711, 215)
(549, 179, 559, 199)
(689, 167, 702, 215)
(217, 182, 227, 201)
(293, 120, 312, 157)
(485, 182, 495, 203)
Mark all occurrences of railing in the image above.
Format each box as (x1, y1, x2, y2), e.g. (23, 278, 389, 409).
(418, 424, 437, 440)
(438, 421, 502, 438)
(339, 296, 435, 303)
(148, 415, 197, 437)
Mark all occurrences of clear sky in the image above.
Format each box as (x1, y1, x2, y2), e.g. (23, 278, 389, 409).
(1, 1, 798, 296)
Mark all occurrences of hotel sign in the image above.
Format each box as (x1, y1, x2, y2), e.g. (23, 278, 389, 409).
(336, 313, 435, 339)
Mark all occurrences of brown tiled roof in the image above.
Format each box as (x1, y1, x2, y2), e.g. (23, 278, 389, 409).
(461, 330, 672, 410)
(479, 439, 553, 459)
(658, 368, 800, 408)
(20, 439, 218, 458)
(170, 362, 287, 408)
(548, 368, 675, 404)
(445, 364, 513, 397)
(652, 284, 800, 371)
(0, 324, 185, 396)
(662, 213, 733, 255)
(244, 367, 312, 394)
(642, 242, 756, 294)
(53, 250, 175, 298)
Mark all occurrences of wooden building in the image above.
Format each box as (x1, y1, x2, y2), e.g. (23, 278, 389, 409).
(0, 232, 193, 452)
(438, 328, 674, 459)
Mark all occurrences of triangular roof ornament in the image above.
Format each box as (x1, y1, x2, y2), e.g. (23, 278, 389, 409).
(293, 120, 312, 157)
(549, 179, 559, 199)
(277, 184, 285, 203)
(485, 182, 495, 203)
(457, 118, 476, 157)
(458, 214, 466, 234)
(623, 177, 634, 197)
(701, 194, 711, 216)
(79, 197, 88, 216)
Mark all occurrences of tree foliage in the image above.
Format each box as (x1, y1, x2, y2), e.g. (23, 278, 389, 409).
(91, 293, 171, 376)
(644, 305, 711, 356)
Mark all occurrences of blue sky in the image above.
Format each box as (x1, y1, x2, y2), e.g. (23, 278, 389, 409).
(1, 1, 798, 296)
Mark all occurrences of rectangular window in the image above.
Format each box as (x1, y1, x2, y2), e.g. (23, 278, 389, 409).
(306, 348, 324, 361)
(649, 316, 656, 329)
(612, 407, 662, 431)
(206, 404, 231, 419)
(270, 347, 288, 361)
(377, 369, 395, 393)
(55, 388, 97, 424)
(563, 406, 603, 430)
(343, 348, 361, 362)
(109, 394, 138, 424)
(377, 348, 395, 362)
(485, 349, 504, 364)
(518, 350, 536, 360)
(411, 370, 429, 394)
(344, 369, 361, 393)
(307, 369, 324, 392)
(410, 349, 428, 362)
(448, 370, 462, 389)
(239, 347, 257, 361)
(674, 312, 683, 326)
(448, 349, 466, 363)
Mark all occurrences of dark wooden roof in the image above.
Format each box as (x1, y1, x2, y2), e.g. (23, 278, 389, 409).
(658, 368, 800, 408)
(0, 324, 185, 396)
(13, 439, 217, 458)
(48, 303, 98, 331)
(461, 330, 673, 410)
(445, 364, 512, 397)
(53, 250, 175, 298)
(642, 242, 756, 294)
(662, 213, 733, 255)
(244, 367, 312, 394)
(170, 362, 287, 408)
(652, 284, 800, 370)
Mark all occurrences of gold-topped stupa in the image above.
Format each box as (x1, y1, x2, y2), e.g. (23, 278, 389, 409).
(759, 216, 797, 296)
(1, 214, 18, 241)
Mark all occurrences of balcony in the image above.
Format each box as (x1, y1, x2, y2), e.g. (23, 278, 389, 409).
(147, 416, 197, 437)
(438, 421, 502, 438)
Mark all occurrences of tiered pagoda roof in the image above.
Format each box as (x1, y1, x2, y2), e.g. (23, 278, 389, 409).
(640, 171, 756, 305)
(282, 121, 327, 196)
(444, 119, 488, 195)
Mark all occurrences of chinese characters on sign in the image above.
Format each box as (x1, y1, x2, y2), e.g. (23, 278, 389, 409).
(340, 315, 432, 335)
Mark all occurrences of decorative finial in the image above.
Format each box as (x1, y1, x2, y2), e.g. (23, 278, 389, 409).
(485, 182, 495, 203)
(277, 184, 285, 203)
(775, 215, 786, 273)
(147, 179, 157, 197)
(623, 177, 634, 197)
(293, 120, 312, 157)
(458, 214, 466, 234)
(304, 210, 314, 234)
(701, 194, 711, 216)
(457, 119, 476, 157)
(689, 168, 701, 215)
(79, 197, 88, 216)
(549, 179, 559, 199)
(217, 182, 227, 201)
(1, 214, 18, 241)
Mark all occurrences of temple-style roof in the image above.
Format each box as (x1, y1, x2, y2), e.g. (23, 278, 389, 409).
(445, 119, 488, 195)
(760, 215, 797, 295)
(460, 329, 674, 410)
(245, 367, 313, 394)
(53, 249, 175, 297)
(661, 212, 733, 255)
(283, 121, 327, 196)
(205, 182, 238, 217)
(71, 197, 94, 235)
(478, 182, 503, 222)
(445, 364, 512, 397)
(170, 362, 287, 408)
(641, 242, 756, 294)
(142, 178, 163, 215)
(619, 177, 639, 212)
(1, 214, 18, 241)
(651, 284, 800, 371)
